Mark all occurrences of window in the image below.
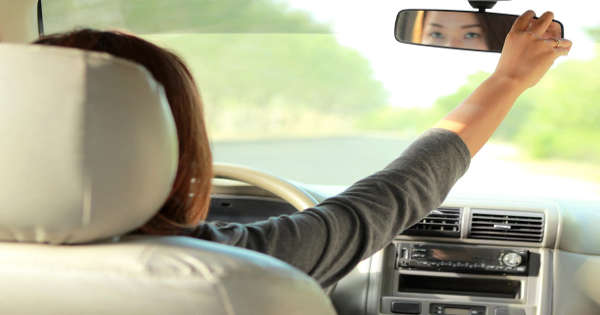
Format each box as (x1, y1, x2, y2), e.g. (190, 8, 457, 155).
(42, 0, 600, 197)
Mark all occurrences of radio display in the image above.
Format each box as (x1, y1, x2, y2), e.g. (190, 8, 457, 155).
(429, 248, 478, 261)
(428, 247, 498, 262)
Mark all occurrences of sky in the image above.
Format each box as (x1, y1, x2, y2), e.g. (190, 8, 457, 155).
(287, 0, 599, 108)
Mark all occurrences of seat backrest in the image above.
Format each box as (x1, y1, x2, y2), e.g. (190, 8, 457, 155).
(0, 44, 336, 315)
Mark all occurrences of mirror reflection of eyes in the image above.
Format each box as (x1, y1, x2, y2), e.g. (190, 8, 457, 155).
(427, 31, 482, 42)
(464, 32, 481, 39)
(429, 31, 445, 39)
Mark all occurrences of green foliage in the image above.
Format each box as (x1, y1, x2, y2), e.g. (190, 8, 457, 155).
(356, 107, 438, 135)
(515, 49, 600, 161)
(44, 0, 387, 138)
(513, 25, 600, 162)
(121, 0, 330, 33)
(147, 33, 387, 137)
(44, 0, 329, 34)
(586, 26, 600, 42)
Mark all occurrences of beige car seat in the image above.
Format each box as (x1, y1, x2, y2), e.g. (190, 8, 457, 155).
(0, 43, 336, 315)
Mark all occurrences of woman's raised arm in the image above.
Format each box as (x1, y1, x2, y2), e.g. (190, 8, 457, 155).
(435, 10, 572, 156)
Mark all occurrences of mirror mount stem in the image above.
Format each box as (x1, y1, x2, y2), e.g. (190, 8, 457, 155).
(468, 1, 497, 12)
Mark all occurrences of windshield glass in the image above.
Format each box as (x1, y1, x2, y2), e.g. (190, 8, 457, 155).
(42, 0, 600, 198)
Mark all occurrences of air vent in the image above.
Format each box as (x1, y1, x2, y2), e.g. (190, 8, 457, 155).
(402, 207, 462, 238)
(468, 209, 544, 243)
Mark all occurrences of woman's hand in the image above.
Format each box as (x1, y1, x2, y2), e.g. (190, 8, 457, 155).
(493, 10, 572, 90)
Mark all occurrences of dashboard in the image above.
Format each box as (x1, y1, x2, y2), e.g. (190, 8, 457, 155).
(209, 180, 600, 315)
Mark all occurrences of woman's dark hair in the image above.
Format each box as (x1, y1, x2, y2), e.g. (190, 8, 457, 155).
(477, 14, 519, 51)
(34, 29, 213, 234)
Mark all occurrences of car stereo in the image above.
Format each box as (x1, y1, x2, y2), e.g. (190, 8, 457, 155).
(395, 243, 529, 275)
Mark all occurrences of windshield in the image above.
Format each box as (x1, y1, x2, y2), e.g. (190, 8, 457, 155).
(42, 0, 600, 198)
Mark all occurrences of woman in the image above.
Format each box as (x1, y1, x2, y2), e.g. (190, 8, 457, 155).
(420, 10, 493, 50)
(35, 10, 570, 287)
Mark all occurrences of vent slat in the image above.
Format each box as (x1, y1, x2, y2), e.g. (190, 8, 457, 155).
(469, 235, 542, 242)
(417, 220, 458, 225)
(471, 227, 542, 233)
(472, 222, 542, 228)
(468, 210, 544, 243)
(469, 230, 541, 237)
(472, 217, 542, 224)
(402, 208, 462, 238)
(425, 215, 460, 219)
(471, 214, 542, 220)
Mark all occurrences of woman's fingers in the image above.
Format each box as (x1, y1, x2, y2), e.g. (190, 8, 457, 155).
(554, 47, 571, 56)
(543, 22, 563, 39)
(544, 38, 573, 52)
(530, 11, 555, 36)
(512, 10, 536, 32)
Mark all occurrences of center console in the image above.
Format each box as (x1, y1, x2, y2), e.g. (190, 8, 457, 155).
(330, 205, 557, 315)
(376, 241, 550, 315)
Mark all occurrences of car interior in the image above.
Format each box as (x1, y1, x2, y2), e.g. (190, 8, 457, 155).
(1, 0, 599, 315)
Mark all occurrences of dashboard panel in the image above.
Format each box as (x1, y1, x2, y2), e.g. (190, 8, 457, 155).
(210, 181, 600, 315)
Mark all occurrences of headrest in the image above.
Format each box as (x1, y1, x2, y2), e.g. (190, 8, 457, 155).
(0, 44, 178, 244)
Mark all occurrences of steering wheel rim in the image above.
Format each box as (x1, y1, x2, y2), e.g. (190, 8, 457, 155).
(213, 163, 318, 211)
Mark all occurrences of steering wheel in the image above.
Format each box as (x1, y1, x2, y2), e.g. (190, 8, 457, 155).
(213, 163, 318, 211)
(213, 163, 339, 294)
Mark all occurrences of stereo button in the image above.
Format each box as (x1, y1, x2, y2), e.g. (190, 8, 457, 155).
(391, 302, 421, 314)
(502, 253, 523, 267)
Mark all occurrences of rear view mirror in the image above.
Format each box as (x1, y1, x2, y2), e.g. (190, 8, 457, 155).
(395, 10, 564, 53)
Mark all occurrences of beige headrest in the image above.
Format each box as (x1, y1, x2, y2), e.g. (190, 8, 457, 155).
(0, 44, 178, 244)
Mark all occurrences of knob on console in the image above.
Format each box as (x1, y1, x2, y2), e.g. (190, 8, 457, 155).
(502, 252, 523, 267)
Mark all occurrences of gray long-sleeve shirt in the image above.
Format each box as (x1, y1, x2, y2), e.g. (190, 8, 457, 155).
(185, 128, 471, 287)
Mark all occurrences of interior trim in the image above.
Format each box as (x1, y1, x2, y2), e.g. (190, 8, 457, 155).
(0, 0, 38, 43)
(37, 0, 43, 35)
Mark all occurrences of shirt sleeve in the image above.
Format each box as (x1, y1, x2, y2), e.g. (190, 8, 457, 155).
(186, 128, 471, 287)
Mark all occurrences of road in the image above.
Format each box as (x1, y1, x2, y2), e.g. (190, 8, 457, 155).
(214, 136, 412, 185)
(213, 136, 600, 199)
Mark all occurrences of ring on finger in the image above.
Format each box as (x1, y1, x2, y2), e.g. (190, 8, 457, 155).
(553, 39, 561, 48)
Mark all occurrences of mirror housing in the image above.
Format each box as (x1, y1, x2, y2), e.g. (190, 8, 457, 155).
(394, 10, 564, 53)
